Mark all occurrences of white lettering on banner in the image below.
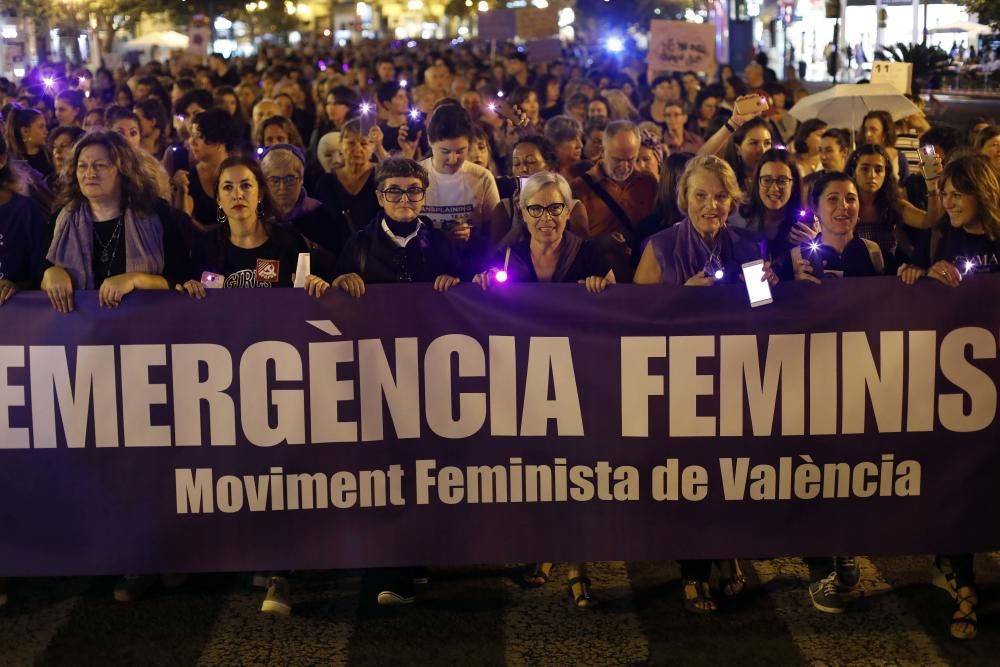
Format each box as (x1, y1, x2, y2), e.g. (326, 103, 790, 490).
(176, 465, 406, 514)
(719, 454, 921, 501)
(29, 346, 119, 448)
(2, 329, 999, 449)
(621, 330, 999, 438)
(172, 344, 236, 446)
(0, 346, 28, 449)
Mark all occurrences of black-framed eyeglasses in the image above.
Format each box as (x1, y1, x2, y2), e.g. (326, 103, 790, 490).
(525, 203, 567, 218)
(759, 176, 793, 189)
(380, 187, 426, 202)
(266, 175, 301, 188)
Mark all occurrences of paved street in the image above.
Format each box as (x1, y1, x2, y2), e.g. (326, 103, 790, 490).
(2, 554, 1000, 665)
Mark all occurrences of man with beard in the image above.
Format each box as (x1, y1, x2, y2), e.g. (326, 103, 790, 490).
(570, 121, 657, 281)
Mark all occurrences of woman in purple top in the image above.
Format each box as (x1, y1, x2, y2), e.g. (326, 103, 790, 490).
(634, 155, 776, 288)
(633, 155, 776, 614)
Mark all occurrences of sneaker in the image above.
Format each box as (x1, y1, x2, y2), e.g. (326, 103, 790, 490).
(377, 580, 416, 605)
(261, 576, 292, 615)
(835, 557, 860, 590)
(808, 572, 845, 614)
(114, 574, 157, 603)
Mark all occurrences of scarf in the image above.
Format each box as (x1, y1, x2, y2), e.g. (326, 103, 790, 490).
(47, 201, 165, 289)
(672, 217, 735, 285)
(278, 191, 323, 225)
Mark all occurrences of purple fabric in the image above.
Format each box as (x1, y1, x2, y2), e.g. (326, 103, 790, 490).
(2, 281, 1000, 575)
(47, 202, 165, 289)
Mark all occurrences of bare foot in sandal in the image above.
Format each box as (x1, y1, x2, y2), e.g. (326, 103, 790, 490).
(522, 562, 552, 587)
(951, 585, 978, 640)
(683, 580, 717, 613)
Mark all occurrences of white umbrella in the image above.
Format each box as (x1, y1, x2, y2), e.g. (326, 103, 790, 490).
(928, 22, 994, 35)
(788, 83, 920, 131)
(122, 31, 190, 50)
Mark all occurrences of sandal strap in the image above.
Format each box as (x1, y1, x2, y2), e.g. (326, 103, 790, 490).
(567, 576, 591, 588)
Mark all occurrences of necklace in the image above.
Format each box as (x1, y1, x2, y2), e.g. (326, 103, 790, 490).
(94, 216, 124, 266)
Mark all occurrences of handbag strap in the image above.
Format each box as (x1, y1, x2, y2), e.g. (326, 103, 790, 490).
(582, 172, 634, 243)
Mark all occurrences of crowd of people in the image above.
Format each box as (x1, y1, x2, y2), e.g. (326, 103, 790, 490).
(1, 38, 999, 640)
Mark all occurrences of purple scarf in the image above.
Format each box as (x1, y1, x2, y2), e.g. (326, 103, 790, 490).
(278, 191, 323, 225)
(47, 202, 165, 289)
(671, 217, 735, 285)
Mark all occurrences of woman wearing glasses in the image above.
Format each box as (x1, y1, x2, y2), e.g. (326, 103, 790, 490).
(42, 130, 190, 314)
(331, 157, 461, 299)
(472, 171, 612, 609)
(260, 144, 348, 260)
(729, 149, 817, 280)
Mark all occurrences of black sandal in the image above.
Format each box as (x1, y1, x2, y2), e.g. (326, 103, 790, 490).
(932, 559, 958, 599)
(951, 586, 978, 640)
(682, 579, 717, 614)
(521, 562, 551, 588)
(717, 559, 747, 598)
(568, 576, 598, 609)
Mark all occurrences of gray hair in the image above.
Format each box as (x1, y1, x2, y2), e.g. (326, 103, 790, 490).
(544, 115, 583, 144)
(260, 146, 305, 177)
(518, 171, 573, 210)
(603, 120, 640, 146)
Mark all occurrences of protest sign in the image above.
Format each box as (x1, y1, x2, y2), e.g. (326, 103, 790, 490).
(2, 279, 1000, 576)
(647, 20, 716, 76)
(515, 7, 560, 40)
(477, 9, 517, 41)
(871, 61, 914, 95)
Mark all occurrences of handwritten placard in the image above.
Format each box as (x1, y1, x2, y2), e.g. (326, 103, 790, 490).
(870, 61, 913, 95)
(515, 7, 560, 40)
(647, 20, 715, 75)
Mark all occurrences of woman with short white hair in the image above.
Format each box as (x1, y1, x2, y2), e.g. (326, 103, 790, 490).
(473, 170, 613, 608)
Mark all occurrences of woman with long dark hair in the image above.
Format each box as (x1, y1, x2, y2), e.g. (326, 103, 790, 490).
(42, 129, 189, 314)
(730, 148, 816, 279)
(4, 106, 53, 179)
(723, 117, 773, 192)
(845, 143, 939, 270)
(0, 132, 49, 304)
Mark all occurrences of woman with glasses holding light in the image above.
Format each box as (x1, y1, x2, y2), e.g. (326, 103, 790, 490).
(473, 170, 613, 610)
(729, 149, 817, 280)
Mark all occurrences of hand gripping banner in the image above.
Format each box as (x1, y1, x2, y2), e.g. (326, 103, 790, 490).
(1, 279, 999, 576)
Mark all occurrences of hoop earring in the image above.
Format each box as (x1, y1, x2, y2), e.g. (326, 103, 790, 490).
(216, 207, 227, 224)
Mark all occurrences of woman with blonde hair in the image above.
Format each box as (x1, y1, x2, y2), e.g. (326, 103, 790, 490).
(601, 89, 638, 121)
(635, 155, 774, 612)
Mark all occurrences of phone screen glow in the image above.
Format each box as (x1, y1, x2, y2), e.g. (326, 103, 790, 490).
(742, 261, 772, 307)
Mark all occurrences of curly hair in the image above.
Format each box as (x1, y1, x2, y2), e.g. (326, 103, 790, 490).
(54, 129, 161, 215)
(513, 134, 558, 171)
(940, 151, 1000, 240)
(677, 154, 743, 216)
(860, 110, 896, 147)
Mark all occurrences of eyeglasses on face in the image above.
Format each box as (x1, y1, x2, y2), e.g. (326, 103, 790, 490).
(380, 187, 426, 202)
(759, 176, 793, 189)
(266, 175, 301, 188)
(525, 203, 567, 218)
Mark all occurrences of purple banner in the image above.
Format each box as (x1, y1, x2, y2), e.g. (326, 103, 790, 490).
(1, 279, 999, 576)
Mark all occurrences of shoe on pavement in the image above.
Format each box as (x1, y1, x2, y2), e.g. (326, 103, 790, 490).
(932, 558, 958, 599)
(835, 557, 860, 590)
(808, 572, 845, 614)
(412, 567, 430, 585)
(114, 575, 157, 603)
(261, 576, 292, 615)
(377, 580, 416, 605)
(252, 573, 271, 589)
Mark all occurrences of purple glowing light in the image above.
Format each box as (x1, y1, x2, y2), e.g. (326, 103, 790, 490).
(496, 270, 509, 283)
(713, 269, 724, 280)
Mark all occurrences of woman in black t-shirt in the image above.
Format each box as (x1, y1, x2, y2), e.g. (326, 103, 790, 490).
(900, 153, 1000, 289)
(896, 154, 1000, 641)
(178, 156, 328, 297)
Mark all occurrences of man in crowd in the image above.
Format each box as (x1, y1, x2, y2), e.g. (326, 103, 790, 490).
(570, 120, 658, 281)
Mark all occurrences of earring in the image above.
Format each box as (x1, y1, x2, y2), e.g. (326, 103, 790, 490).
(216, 206, 227, 224)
